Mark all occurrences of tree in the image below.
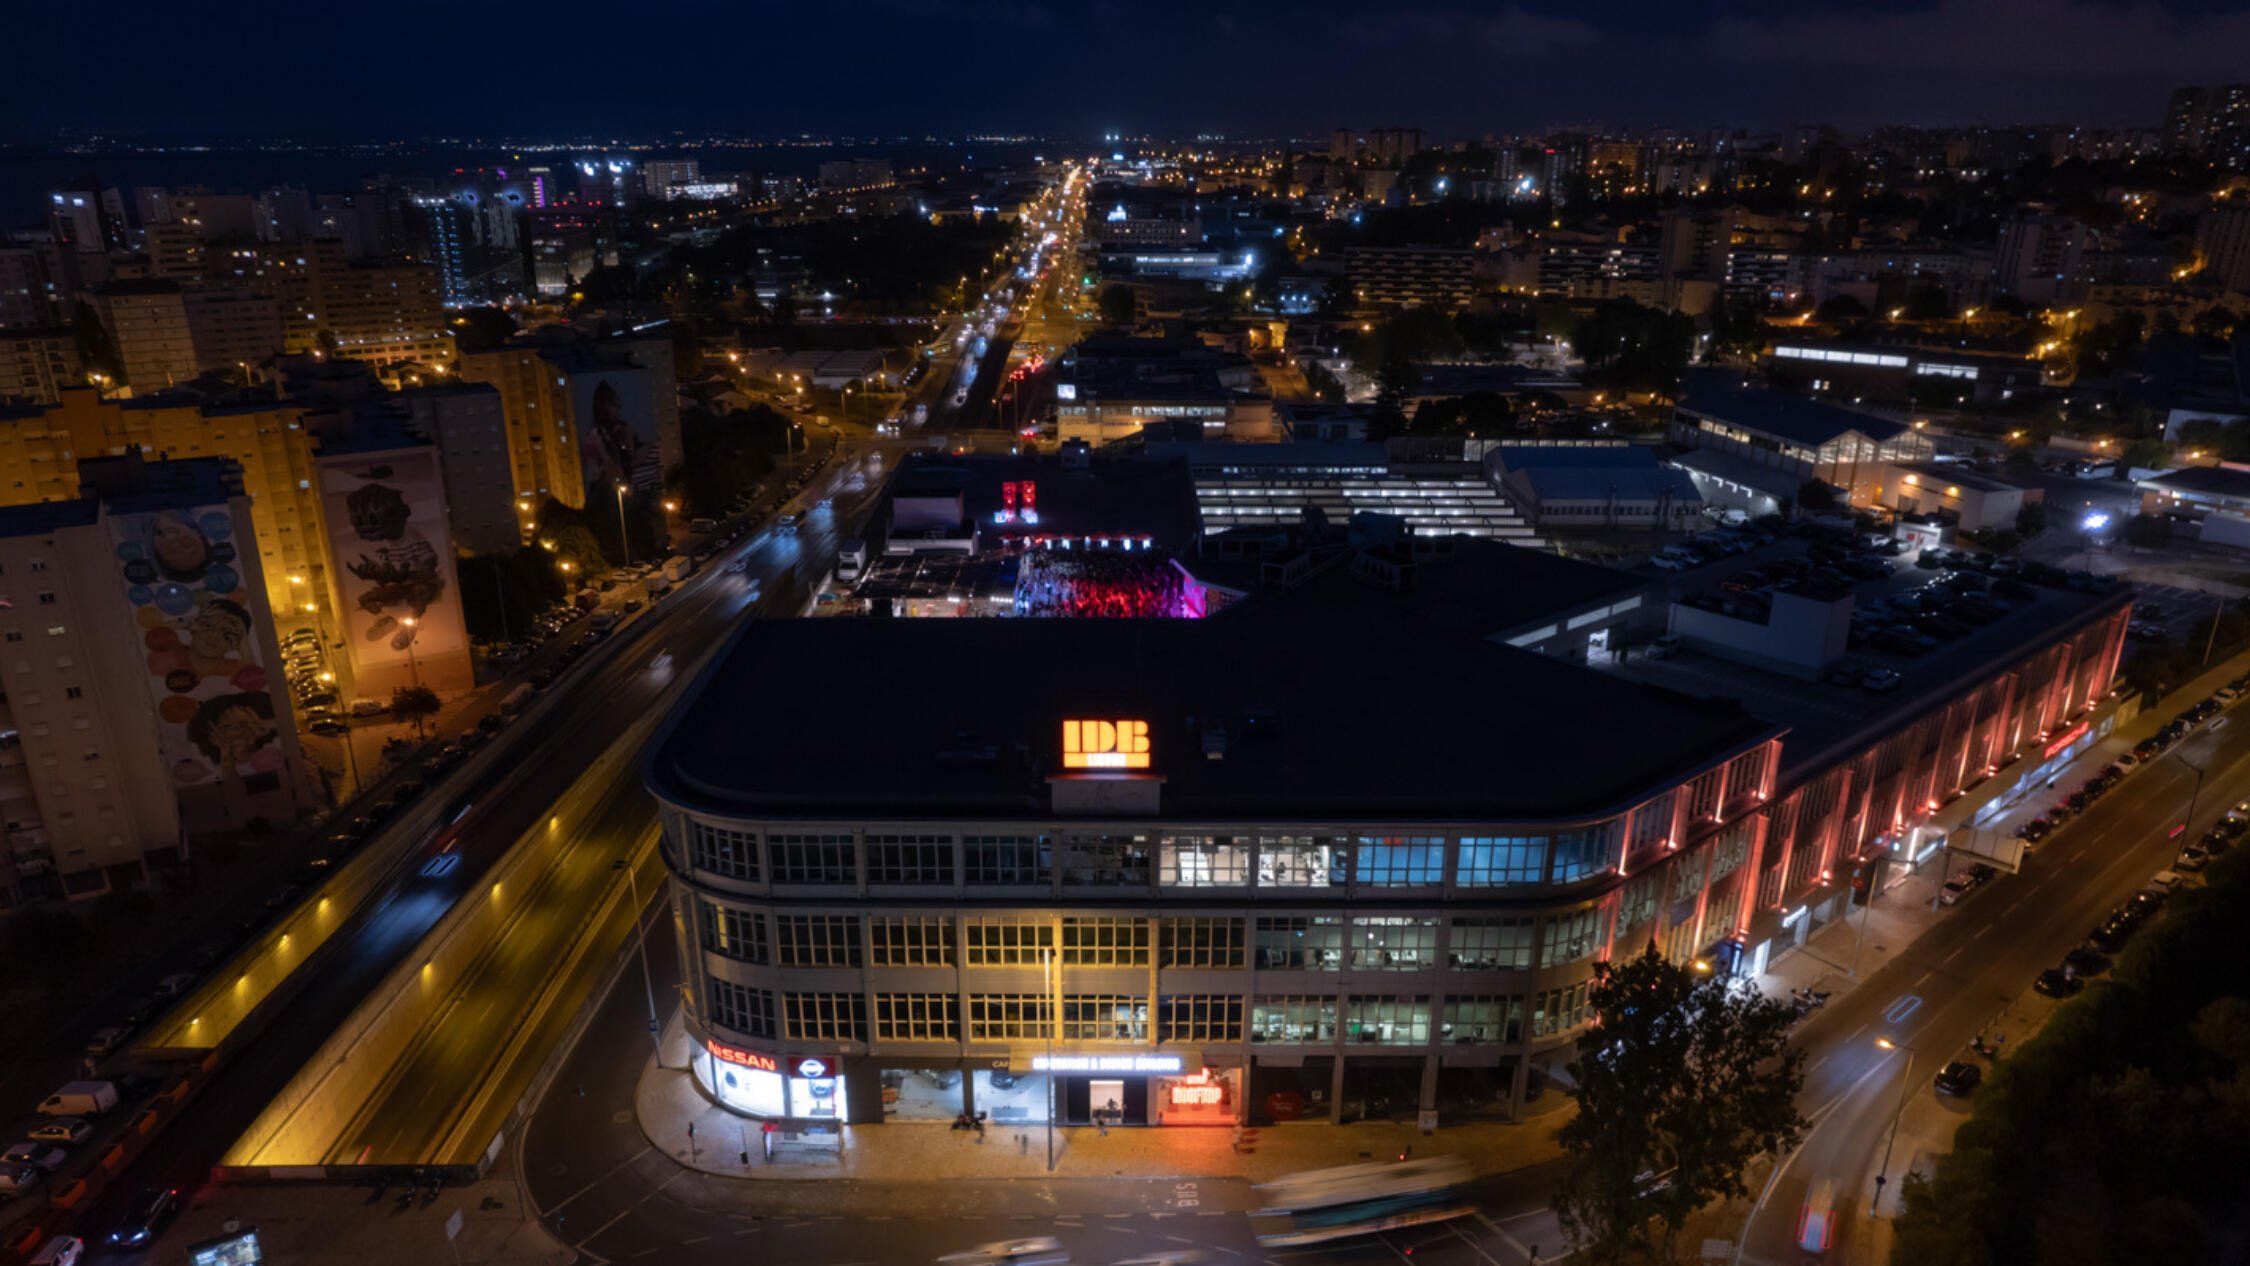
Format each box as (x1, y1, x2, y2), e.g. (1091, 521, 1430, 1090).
(1406, 392, 1514, 437)
(1095, 283, 1137, 326)
(1796, 479, 1841, 514)
(1556, 947, 1807, 1264)
(389, 684, 441, 738)
(2122, 513, 2174, 549)
(2015, 502, 2049, 538)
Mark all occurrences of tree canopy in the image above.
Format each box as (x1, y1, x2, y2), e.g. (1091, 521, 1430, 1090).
(1556, 947, 1807, 1264)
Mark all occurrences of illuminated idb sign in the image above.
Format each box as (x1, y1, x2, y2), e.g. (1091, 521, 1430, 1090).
(1032, 1054, 1184, 1073)
(1063, 719, 1150, 770)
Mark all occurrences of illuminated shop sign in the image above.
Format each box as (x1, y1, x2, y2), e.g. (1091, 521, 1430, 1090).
(706, 1038, 778, 1073)
(793, 1057, 836, 1078)
(1062, 719, 1151, 770)
(2044, 723, 2089, 760)
(1031, 1054, 1183, 1073)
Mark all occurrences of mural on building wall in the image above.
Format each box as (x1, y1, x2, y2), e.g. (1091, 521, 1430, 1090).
(574, 373, 662, 500)
(114, 505, 286, 792)
(322, 449, 466, 673)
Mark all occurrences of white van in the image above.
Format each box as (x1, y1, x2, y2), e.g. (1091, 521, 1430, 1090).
(348, 698, 388, 718)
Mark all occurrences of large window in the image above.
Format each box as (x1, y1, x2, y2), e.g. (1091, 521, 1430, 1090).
(1257, 836, 1343, 887)
(1550, 823, 1617, 884)
(1540, 908, 1605, 968)
(1457, 836, 1547, 886)
(709, 979, 775, 1039)
(1159, 995, 1245, 1043)
(1441, 995, 1523, 1044)
(1448, 917, 1534, 970)
(867, 834, 954, 885)
(964, 835, 1050, 886)
(968, 994, 1052, 1041)
(964, 918, 1054, 966)
(874, 994, 958, 1042)
(769, 833, 855, 885)
(1354, 836, 1445, 887)
(687, 821, 758, 882)
(1062, 995, 1148, 1040)
(1348, 916, 1440, 970)
(776, 915, 863, 968)
(1345, 995, 1431, 1046)
(1159, 834, 1250, 887)
(869, 916, 953, 966)
(1251, 995, 1337, 1043)
(699, 901, 767, 964)
(1061, 917, 1151, 966)
(784, 992, 866, 1042)
(1531, 982, 1591, 1037)
(1255, 916, 1342, 970)
(1059, 834, 1151, 886)
(1161, 917, 1246, 968)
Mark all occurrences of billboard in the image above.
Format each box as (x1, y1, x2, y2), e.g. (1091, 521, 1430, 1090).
(570, 368, 662, 501)
(321, 448, 467, 681)
(113, 504, 287, 794)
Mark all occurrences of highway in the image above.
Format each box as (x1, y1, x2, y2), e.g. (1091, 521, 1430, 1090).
(1737, 684, 2247, 1263)
(71, 434, 891, 1256)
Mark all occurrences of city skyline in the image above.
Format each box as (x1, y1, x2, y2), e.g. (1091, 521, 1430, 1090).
(7, 0, 2250, 141)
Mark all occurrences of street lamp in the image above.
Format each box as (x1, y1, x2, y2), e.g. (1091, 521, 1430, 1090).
(614, 856, 664, 1064)
(614, 482, 633, 567)
(398, 616, 423, 694)
(1873, 1037, 1915, 1213)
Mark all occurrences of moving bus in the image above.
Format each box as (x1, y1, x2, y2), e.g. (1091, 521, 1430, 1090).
(1249, 1157, 1476, 1247)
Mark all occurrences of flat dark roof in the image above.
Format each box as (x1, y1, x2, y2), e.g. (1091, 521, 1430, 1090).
(2138, 466, 2250, 501)
(884, 453, 1203, 550)
(650, 544, 1774, 825)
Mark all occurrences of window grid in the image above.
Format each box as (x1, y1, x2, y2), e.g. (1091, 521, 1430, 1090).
(1159, 834, 1250, 886)
(1158, 995, 1244, 1043)
(1354, 836, 1446, 887)
(1457, 836, 1547, 886)
(1061, 917, 1150, 966)
(1061, 994, 1148, 1041)
(1345, 995, 1432, 1046)
(1441, 995, 1524, 1044)
(1348, 916, 1440, 970)
(874, 994, 958, 1042)
(1255, 916, 1342, 970)
(699, 901, 767, 964)
(963, 835, 1051, 886)
(1448, 917, 1534, 970)
(768, 834, 855, 885)
(1251, 995, 1337, 1043)
(687, 821, 758, 881)
(968, 994, 1053, 1041)
(1160, 917, 1246, 968)
(869, 916, 954, 966)
(784, 992, 867, 1042)
(708, 979, 775, 1039)
(867, 834, 955, 885)
(1540, 908, 1604, 968)
(964, 919, 1055, 966)
(776, 915, 864, 968)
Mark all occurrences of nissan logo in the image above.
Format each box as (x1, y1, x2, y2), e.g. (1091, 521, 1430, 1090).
(795, 1058, 830, 1078)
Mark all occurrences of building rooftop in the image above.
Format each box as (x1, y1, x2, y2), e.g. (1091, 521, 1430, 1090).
(881, 452, 1203, 551)
(0, 453, 240, 537)
(650, 555, 1776, 825)
(1491, 445, 1703, 504)
(1676, 378, 1910, 447)
(2135, 465, 2250, 501)
(1892, 461, 2030, 496)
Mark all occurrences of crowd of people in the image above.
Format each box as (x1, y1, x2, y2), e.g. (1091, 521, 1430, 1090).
(1015, 549, 1195, 619)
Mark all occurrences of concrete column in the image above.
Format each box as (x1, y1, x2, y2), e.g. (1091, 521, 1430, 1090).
(1418, 1054, 1440, 1117)
(1508, 1055, 1532, 1122)
(1327, 1056, 1346, 1125)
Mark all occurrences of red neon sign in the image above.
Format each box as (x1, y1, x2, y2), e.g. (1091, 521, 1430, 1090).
(1020, 481, 1036, 514)
(2044, 723, 2089, 760)
(1169, 1084, 1223, 1106)
(704, 1039, 777, 1073)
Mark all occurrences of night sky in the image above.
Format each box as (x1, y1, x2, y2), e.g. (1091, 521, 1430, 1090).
(9, 0, 2250, 140)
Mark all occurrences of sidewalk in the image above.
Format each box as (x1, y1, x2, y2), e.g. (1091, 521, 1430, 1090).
(1753, 645, 2250, 1010)
(635, 1013, 1570, 1186)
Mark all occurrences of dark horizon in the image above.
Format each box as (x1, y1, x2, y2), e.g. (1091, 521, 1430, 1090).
(8, 0, 2249, 143)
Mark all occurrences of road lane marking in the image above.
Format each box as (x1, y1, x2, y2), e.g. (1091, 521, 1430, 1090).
(579, 1209, 631, 1246)
(1737, 1057, 1898, 1266)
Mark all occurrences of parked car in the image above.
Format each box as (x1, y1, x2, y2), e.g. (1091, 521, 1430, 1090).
(1939, 873, 1977, 906)
(1933, 1061, 1983, 1096)
(2063, 947, 2111, 978)
(106, 1187, 181, 1248)
(1, 1144, 66, 1173)
(83, 1026, 133, 1058)
(2033, 967, 2084, 998)
(26, 1118, 91, 1144)
(1645, 634, 1683, 659)
(37, 1082, 118, 1117)
(27, 1235, 82, 1266)
(1861, 668, 1904, 693)
(0, 1163, 44, 1197)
